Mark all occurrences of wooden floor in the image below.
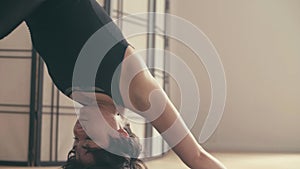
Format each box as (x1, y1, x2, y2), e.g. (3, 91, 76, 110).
(0, 151, 300, 169)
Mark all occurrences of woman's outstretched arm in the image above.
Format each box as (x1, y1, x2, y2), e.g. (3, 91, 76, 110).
(119, 46, 226, 169)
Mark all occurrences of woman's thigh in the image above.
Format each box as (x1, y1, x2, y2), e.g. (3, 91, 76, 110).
(0, 0, 45, 39)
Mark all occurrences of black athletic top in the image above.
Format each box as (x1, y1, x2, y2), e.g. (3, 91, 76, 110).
(0, 0, 129, 105)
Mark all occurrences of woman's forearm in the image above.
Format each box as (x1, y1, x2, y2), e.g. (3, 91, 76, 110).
(150, 94, 226, 169)
(172, 136, 226, 169)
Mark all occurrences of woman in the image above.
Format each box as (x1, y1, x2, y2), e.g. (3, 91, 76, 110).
(63, 104, 147, 169)
(0, 0, 226, 168)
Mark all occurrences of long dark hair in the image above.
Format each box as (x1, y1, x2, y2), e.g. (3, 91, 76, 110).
(62, 123, 147, 169)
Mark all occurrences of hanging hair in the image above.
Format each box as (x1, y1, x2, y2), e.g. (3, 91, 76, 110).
(62, 123, 148, 169)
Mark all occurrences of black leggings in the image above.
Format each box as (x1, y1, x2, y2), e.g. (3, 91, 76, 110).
(1, 0, 129, 105)
(0, 0, 45, 39)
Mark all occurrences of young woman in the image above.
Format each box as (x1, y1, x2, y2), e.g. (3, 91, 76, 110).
(0, 0, 226, 168)
(63, 106, 147, 169)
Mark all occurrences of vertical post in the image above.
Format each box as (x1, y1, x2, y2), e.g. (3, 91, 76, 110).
(49, 84, 54, 161)
(146, 0, 156, 74)
(145, 0, 157, 157)
(55, 90, 60, 161)
(28, 50, 44, 166)
(28, 48, 37, 166)
(162, 0, 170, 153)
(35, 56, 44, 166)
(103, 0, 111, 15)
(116, 0, 124, 28)
(163, 0, 170, 95)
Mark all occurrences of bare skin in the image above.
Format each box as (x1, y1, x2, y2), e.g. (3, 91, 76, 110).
(72, 46, 226, 169)
(120, 46, 226, 169)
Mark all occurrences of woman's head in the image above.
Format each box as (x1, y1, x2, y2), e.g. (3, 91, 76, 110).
(63, 106, 147, 169)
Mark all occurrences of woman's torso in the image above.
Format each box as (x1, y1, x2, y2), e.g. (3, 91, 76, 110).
(25, 0, 128, 103)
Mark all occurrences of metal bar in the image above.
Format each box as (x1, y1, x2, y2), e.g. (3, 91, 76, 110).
(163, 0, 170, 93)
(0, 161, 28, 166)
(0, 111, 30, 114)
(146, 0, 156, 74)
(55, 90, 60, 161)
(35, 56, 44, 166)
(162, 0, 171, 154)
(0, 49, 31, 52)
(28, 48, 37, 166)
(40, 105, 78, 109)
(0, 111, 77, 116)
(0, 103, 29, 107)
(49, 83, 55, 161)
(0, 56, 32, 59)
(38, 112, 77, 116)
(103, 0, 111, 15)
(116, 0, 123, 29)
(145, 0, 157, 157)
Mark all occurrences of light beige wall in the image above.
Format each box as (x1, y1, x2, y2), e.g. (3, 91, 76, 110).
(169, 0, 300, 152)
(0, 23, 32, 161)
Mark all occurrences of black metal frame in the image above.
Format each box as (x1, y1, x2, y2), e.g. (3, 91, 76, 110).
(28, 48, 37, 166)
(0, 49, 33, 166)
(103, 0, 111, 15)
(35, 54, 44, 166)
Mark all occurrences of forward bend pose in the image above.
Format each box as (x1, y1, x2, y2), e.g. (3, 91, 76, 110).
(0, 0, 226, 168)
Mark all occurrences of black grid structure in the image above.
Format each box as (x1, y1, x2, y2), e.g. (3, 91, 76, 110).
(0, 48, 33, 166)
(0, 0, 170, 166)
